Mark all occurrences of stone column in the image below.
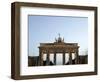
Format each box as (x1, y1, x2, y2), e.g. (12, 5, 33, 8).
(39, 51, 43, 66)
(46, 51, 50, 65)
(69, 52, 72, 64)
(54, 52, 56, 65)
(75, 49, 79, 64)
(63, 52, 65, 65)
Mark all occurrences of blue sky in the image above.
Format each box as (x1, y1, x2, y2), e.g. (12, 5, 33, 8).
(28, 15, 88, 57)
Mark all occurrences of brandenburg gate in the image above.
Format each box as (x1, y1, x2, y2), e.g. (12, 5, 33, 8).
(38, 34, 79, 66)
